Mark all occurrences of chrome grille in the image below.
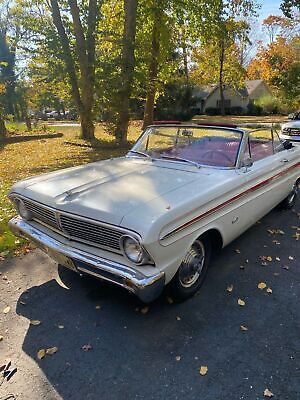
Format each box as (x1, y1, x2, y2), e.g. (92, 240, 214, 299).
(60, 215, 123, 251)
(20, 198, 123, 253)
(22, 198, 59, 229)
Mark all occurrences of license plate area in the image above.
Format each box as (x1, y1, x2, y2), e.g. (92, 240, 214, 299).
(48, 249, 77, 272)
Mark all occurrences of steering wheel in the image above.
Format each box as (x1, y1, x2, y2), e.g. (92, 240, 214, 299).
(201, 150, 233, 163)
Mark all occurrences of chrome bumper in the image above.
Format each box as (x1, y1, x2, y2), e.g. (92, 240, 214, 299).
(9, 217, 165, 303)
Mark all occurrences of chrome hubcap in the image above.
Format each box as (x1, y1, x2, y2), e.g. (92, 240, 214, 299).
(179, 240, 205, 288)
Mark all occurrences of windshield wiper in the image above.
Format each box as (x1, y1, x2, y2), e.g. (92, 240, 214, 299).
(160, 155, 201, 168)
(128, 150, 152, 160)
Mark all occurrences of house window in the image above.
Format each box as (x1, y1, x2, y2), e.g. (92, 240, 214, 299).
(216, 99, 231, 108)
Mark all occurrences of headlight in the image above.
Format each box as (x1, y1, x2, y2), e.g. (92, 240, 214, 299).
(120, 235, 147, 264)
(15, 199, 33, 220)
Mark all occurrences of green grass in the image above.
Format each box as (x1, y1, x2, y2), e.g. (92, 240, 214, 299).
(0, 121, 142, 259)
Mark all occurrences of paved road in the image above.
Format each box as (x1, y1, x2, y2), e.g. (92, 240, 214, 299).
(0, 203, 299, 400)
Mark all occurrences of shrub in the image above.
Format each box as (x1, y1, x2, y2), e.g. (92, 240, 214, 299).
(154, 82, 199, 121)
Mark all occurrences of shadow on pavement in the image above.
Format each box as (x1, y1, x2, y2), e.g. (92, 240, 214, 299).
(15, 204, 300, 400)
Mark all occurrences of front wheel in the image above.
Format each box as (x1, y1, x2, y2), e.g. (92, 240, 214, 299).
(169, 236, 211, 302)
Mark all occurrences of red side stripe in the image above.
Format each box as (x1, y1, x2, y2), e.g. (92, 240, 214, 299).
(162, 162, 300, 240)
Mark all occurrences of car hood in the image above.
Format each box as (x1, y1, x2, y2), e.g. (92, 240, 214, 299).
(11, 157, 205, 227)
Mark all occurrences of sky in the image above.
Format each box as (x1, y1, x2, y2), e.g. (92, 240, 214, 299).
(259, 0, 283, 20)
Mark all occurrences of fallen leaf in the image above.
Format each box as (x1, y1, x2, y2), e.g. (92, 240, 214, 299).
(176, 316, 181, 321)
(37, 349, 46, 360)
(240, 325, 248, 331)
(235, 249, 241, 254)
(288, 256, 294, 260)
(266, 288, 273, 294)
(240, 265, 245, 270)
(3, 306, 10, 314)
(166, 296, 174, 304)
(95, 305, 101, 310)
(140, 306, 149, 315)
(46, 347, 58, 355)
(237, 298, 246, 306)
(264, 388, 274, 397)
(275, 257, 280, 261)
(258, 282, 267, 290)
(175, 356, 181, 361)
(282, 265, 289, 270)
(20, 301, 26, 305)
(30, 320, 41, 326)
(82, 343, 93, 351)
(274, 272, 280, 276)
(199, 366, 208, 376)
(226, 284, 233, 293)
(266, 256, 272, 262)
(58, 325, 64, 329)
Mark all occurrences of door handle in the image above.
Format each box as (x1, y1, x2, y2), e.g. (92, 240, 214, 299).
(280, 159, 289, 163)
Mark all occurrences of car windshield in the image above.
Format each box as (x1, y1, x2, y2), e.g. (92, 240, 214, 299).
(129, 126, 243, 168)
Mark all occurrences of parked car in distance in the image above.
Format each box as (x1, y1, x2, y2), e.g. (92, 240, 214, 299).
(281, 111, 300, 143)
(8, 123, 300, 302)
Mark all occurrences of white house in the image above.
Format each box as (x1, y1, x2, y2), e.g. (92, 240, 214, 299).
(194, 80, 272, 114)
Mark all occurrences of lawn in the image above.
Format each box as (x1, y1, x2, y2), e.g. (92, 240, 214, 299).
(0, 121, 142, 258)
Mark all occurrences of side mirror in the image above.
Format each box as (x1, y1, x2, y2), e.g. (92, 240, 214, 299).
(288, 113, 295, 120)
(241, 157, 253, 169)
(282, 140, 293, 150)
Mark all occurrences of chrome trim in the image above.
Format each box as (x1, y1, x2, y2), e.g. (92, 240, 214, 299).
(8, 216, 165, 303)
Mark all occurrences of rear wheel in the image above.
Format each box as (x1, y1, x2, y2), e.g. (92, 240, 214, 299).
(280, 182, 299, 209)
(169, 236, 211, 301)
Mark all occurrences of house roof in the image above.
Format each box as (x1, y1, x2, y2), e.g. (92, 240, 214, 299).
(245, 79, 264, 95)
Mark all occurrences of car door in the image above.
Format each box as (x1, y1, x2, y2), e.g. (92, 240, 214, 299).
(241, 129, 297, 222)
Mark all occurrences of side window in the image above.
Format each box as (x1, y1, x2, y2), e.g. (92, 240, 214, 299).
(273, 130, 285, 153)
(241, 138, 251, 164)
(249, 130, 274, 162)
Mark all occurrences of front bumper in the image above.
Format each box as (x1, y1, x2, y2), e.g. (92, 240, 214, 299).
(9, 216, 165, 303)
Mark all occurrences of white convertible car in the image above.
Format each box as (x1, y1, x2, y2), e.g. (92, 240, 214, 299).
(8, 123, 300, 302)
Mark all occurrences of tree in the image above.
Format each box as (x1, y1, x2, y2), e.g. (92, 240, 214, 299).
(114, 0, 137, 144)
(247, 36, 300, 108)
(280, 0, 300, 18)
(49, 0, 99, 140)
(262, 15, 298, 44)
(143, 3, 163, 129)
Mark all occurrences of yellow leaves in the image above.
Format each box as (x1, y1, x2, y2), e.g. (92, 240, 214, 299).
(30, 320, 41, 326)
(46, 347, 58, 356)
(258, 282, 267, 290)
(3, 306, 10, 314)
(140, 306, 149, 315)
(37, 349, 46, 360)
(240, 325, 248, 331)
(199, 366, 208, 376)
(264, 388, 274, 397)
(37, 347, 58, 359)
(226, 284, 233, 293)
(237, 298, 245, 306)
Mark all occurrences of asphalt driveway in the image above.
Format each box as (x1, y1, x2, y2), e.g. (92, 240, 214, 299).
(0, 202, 299, 400)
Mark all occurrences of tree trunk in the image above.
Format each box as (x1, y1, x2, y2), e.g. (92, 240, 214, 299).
(25, 115, 32, 131)
(115, 0, 138, 145)
(50, 0, 97, 140)
(0, 115, 7, 138)
(219, 41, 225, 116)
(143, 10, 161, 129)
(80, 110, 95, 139)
